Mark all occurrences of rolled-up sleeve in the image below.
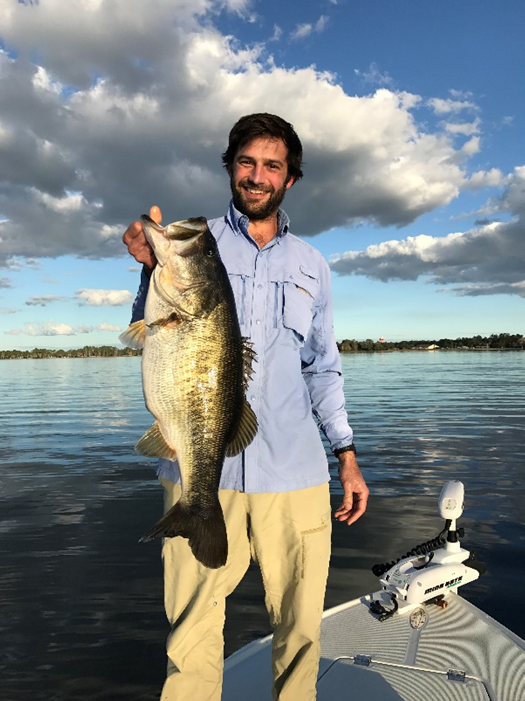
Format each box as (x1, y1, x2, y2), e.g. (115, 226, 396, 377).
(301, 259, 353, 451)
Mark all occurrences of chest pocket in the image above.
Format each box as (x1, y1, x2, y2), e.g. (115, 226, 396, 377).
(271, 265, 320, 346)
(224, 254, 253, 333)
(228, 272, 248, 328)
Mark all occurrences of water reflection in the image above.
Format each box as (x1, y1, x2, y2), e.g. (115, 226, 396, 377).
(0, 354, 524, 700)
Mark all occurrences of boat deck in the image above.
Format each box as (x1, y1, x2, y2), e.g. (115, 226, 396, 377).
(223, 592, 525, 700)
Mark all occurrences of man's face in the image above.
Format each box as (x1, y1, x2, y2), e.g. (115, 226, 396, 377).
(229, 137, 295, 221)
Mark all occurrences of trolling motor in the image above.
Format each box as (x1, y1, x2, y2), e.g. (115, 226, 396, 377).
(370, 481, 486, 621)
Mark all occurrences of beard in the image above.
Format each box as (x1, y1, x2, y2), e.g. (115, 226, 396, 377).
(230, 177, 288, 221)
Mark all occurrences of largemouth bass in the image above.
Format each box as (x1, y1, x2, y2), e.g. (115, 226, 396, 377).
(120, 215, 257, 569)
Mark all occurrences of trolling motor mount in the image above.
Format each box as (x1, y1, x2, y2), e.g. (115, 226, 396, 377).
(370, 481, 486, 619)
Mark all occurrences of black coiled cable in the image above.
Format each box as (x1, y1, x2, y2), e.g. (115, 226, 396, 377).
(372, 520, 451, 578)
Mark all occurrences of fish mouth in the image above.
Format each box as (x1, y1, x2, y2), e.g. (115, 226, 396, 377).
(141, 215, 207, 256)
(167, 217, 208, 241)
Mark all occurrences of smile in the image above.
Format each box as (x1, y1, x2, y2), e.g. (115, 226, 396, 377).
(245, 187, 268, 195)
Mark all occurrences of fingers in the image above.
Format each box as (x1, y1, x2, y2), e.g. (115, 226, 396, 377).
(334, 493, 367, 526)
(334, 495, 354, 521)
(122, 219, 143, 252)
(334, 456, 369, 526)
(122, 205, 160, 268)
(149, 205, 162, 224)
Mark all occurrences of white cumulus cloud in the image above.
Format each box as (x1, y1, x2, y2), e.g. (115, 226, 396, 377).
(7, 321, 76, 336)
(428, 97, 478, 114)
(6, 319, 123, 336)
(291, 23, 314, 40)
(291, 15, 328, 40)
(0, 0, 520, 305)
(75, 289, 134, 306)
(444, 118, 481, 136)
(330, 168, 525, 296)
(465, 168, 503, 190)
(97, 322, 122, 332)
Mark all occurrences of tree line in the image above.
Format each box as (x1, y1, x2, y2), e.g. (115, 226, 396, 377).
(337, 332, 524, 352)
(0, 345, 141, 359)
(0, 333, 523, 359)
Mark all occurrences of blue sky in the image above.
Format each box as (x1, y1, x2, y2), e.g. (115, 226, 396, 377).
(0, 0, 523, 349)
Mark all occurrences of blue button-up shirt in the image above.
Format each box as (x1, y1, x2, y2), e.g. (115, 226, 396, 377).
(130, 202, 353, 493)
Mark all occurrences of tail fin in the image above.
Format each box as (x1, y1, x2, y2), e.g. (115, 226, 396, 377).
(140, 499, 228, 569)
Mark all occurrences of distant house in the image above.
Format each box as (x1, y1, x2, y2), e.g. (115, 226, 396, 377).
(427, 344, 439, 350)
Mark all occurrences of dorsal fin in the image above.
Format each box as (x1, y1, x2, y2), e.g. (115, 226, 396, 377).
(241, 338, 257, 392)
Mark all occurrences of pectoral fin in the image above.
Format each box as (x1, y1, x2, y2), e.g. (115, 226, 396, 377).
(135, 421, 177, 460)
(147, 311, 182, 329)
(119, 320, 146, 350)
(226, 399, 258, 457)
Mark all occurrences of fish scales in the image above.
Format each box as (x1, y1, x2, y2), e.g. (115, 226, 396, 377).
(146, 308, 243, 502)
(120, 215, 257, 569)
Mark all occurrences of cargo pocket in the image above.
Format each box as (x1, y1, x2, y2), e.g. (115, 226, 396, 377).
(300, 518, 331, 580)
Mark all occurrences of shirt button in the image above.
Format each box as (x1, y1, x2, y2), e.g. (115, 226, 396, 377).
(250, 395, 256, 402)
(257, 284, 262, 289)
(256, 319, 261, 325)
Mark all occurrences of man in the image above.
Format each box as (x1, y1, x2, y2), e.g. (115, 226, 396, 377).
(123, 113, 369, 700)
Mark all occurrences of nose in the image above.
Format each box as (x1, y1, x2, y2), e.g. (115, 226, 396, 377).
(249, 162, 265, 185)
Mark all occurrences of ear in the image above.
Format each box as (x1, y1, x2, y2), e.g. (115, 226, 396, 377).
(285, 175, 296, 190)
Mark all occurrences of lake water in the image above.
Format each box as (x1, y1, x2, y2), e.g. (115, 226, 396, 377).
(0, 352, 524, 700)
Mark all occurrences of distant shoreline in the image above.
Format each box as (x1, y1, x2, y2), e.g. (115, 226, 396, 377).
(0, 334, 523, 360)
(0, 347, 141, 360)
(339, 346, 524, 352)
(1, 349, 524, 360)
(337, 332, 523, 353)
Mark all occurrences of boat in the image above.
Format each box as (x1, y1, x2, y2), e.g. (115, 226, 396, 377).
(223, 481, 525, 700)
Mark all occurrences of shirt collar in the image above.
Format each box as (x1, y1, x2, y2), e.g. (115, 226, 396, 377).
(226, 200, 290, 240)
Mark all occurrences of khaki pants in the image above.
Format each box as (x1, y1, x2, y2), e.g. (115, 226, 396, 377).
(159, 479, 332, 701)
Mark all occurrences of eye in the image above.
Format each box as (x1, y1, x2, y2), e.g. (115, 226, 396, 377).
(206, 249, 215, 257)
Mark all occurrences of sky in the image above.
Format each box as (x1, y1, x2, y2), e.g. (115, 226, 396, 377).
(0, 0, 523, 349)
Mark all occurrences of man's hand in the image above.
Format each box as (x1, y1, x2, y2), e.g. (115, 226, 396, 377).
(122, 205, 162, 269)
(334, 452, 369, 526)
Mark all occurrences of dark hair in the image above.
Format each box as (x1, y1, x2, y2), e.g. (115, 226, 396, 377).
(222, 113, 303, 182)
